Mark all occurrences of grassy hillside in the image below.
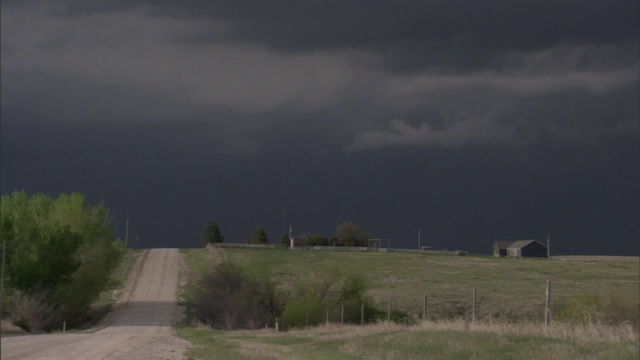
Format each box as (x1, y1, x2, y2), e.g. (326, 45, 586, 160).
(176, 248, 638, 360)
(222, 248, 639, 324)
(103, 248, 143, 302)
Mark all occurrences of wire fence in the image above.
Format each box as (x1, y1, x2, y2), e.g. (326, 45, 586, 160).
(277, 280, 639, 331)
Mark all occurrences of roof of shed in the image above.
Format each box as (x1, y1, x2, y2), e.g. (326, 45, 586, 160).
(507, 240, 543, 249)
(494, 241, 515, 249)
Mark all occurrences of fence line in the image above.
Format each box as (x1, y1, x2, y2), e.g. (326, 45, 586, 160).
(276, 280, 638, 331)
(215, 242, 467, 254)
(292, 246, 462, 255)
(213, 243, 277, 249)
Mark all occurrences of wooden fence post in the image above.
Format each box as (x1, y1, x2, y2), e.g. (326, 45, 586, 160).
(387, 299, 391, 322)
(305, 312, 308, 328)
(472, 288, 477, 324)
(545, 280, 552, 325)
(326, 310, 329, 325)
(341, 305, 344, 324)
(423, 294, 427, 320)
(361, 303, 365, 326)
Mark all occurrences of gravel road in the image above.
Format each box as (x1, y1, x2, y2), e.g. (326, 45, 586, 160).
(1, 248, 190, 360)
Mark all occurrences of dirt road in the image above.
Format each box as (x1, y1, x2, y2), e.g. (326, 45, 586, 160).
(1, 248, 189, 360)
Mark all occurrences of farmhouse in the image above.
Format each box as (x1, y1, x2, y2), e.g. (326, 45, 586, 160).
(289, 238, 306, 249)
(493, 240, 548, 258)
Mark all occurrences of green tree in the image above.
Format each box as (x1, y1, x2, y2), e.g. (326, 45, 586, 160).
(336, 222, 369, 247)
(246, 228, 268, 244)
(201, 220, 224, 247)
(0, 191, 124, 332)
(279, 233, 290, 247)
(307, 234, 327, 246)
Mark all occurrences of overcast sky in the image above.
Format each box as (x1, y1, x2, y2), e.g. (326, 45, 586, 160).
(1, 0, 638, 255)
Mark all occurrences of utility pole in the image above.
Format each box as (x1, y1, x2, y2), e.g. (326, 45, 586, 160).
(418, 229, 421, 250)
(1, 239, 6, 354)
(125, 219, 129, 247)
(547, 234, 550, 258)
(289, 225, 293, 250)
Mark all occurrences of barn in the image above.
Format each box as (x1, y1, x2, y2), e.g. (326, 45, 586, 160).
(493, 240, 548, 258)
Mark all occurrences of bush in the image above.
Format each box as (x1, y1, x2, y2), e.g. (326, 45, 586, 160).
(280, 273, 410, 328)
(282, 296, 324, 328)
(187, 262, 281, 330)
(390, 309, 415, 325)
(8, 290, 58, 333)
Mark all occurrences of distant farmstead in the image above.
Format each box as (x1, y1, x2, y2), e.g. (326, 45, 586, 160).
(493, 240, 548, 258)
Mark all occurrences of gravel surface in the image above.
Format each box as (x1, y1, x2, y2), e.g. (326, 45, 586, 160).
(1, 249, 190, 360)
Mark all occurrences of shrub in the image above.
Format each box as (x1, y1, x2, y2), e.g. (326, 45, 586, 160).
(281, 273, 411, 327)
(187, 262, 281, 330)
(8, 290, 58, 333)
(281, 296, 324, 328)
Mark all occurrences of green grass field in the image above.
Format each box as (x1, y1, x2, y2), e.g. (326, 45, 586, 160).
(221, 248, 639, 323)
(176, 247, 639, 360)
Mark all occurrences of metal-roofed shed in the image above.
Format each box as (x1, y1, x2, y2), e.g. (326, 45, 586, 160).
(506, 240, 548, 258)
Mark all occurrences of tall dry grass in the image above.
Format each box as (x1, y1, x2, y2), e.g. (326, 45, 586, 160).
(288, 319, 638, 344)
(415, 319, 637, 343)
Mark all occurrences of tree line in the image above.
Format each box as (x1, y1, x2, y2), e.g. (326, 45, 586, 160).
(201, 221, 372, 248)
(201, 221, 270, 246)
(0, 191, 125, 332)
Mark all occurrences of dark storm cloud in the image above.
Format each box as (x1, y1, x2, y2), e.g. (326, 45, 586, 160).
(57, 0, 638, 73)
(2, 0, 636, 153)
(3, 0, 636, 146)
(1, 0, 638, 254)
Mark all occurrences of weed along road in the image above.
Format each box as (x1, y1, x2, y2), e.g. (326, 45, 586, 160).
(1, 249, 189, 360)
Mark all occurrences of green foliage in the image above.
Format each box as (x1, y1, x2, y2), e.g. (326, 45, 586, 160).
(282, 295, 324, 328)
(186, 262, 281, 330)
(280, 271, 389, 328)
(336, 222, 369, 247)
(8, 225, 82, 290)
(279, 233, 290, 247)
(0, 191, 124, 332)
(246, 228, 268, 244)
(306, 234, 328, 247)
(367, 308, 415, 325)
(201, 221, 224, 247)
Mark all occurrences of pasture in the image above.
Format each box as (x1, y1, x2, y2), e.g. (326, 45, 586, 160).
(221, 248, 639, 324)
(176, 247, 639, 359)
(177, 321, 638, 360)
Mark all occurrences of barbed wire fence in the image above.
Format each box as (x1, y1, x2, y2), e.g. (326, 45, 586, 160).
(275, 280, 639, 331)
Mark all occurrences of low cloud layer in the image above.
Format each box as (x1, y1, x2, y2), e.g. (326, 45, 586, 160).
(2, 0, 637, 154)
